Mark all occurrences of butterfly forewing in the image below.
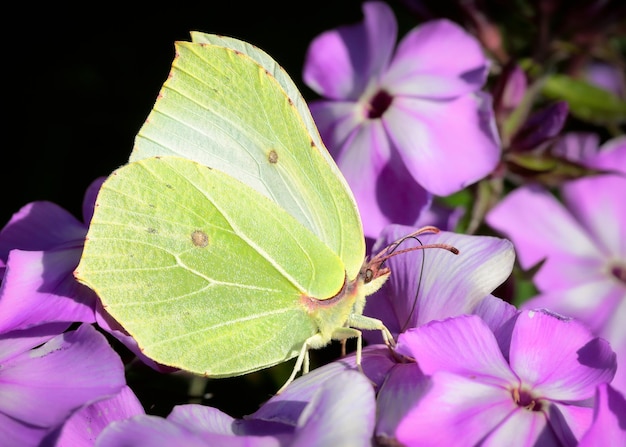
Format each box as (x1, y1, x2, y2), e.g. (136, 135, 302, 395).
(131, 38, 364, 278)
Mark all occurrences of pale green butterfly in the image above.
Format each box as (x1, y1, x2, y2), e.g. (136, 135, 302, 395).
(74, 33, 453, 392)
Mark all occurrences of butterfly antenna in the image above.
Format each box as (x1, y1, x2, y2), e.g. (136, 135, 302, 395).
(366, 226, 460, 325)
(402, 237, 426, 333)
(374, 233, 428, 332)
(369, 226, 459, 271)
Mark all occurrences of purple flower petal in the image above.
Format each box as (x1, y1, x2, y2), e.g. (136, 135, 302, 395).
(0, 322, 68, 362)
(371, 151, 432, 236)
(522, 285, 626, 396)
(552, 132, 626, 175)
(522, 280, 623, 338)
(0, 201, 85, 258)
(609, 344, 626, 400)
(480, 408, 559, 446)
(337, 345, 398, 390)
(384, 93, 500, 195)
(81, 177, 105, 224)
(486, 184, 604, 290)
(549, 401, 595, 444)
(589, 135, 626, 174)
(303, 1, 396, 100)
(251, 359, 356, 425)
(493, 62, 528, 117)
(561, 174, 626, 257)
(49, 385, 144, 447)
(397, 315, 516, 384)
(0, 412, 50, 447)
(392, 311, 617, 445)
(308, 100, 362, 155)
(414, 200, 464, 231)
(332, 121, 431, 238)
(0, 248, 97, 333)
(168, 405, 236, 434)
(99, 371, 375, 447)
(510, 309, 616, 400)
(251, 347, 393, 430)
(579, 384, 626, 446)
(374, 363, 429, 442)
(305, 1, 500, 217)
(97, 415, 246, 447)
(290, 370, 376, 447)
(613, 352, 626, 398)
(472, 294, 519, 334)
(105, 403, 282, 445)
(365, 226, 514, 339)
(383, 19, 488, 98)
(0, 183, 101, 334)
(0, 324, 125, 438)
(168, 405, 292, 438)
(395, 371, 517, 446)
(584, 61, 626, 98)
(552, 132, 601, 163)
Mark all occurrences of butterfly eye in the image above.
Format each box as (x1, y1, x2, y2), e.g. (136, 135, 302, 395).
(364, 268, 374, 284)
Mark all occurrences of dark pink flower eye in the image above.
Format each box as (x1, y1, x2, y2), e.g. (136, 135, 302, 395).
(367, 89, 393, 118)
(610, 263, 626, 285)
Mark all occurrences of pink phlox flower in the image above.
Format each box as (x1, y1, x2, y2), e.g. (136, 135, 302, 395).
(358, 224, 518, 440)
(303, 1, 500, 238)
(486, 138, 626, 394)
(395, 310, 617, 446)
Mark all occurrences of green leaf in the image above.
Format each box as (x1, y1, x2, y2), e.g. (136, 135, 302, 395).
(541, 74, 626, 125)
(505, 152, 610, 187)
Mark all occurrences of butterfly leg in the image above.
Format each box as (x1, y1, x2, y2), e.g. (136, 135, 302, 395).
(276, 333, 325, 394)
(340, 339, 347, 356)
(331, 326, 363, 371)
(348, 313, 395, 348)
(303, 345, 311, 374)
(331, 327, 381, 389)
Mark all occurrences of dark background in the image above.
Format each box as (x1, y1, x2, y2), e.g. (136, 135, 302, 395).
(4, 1, 373, 228)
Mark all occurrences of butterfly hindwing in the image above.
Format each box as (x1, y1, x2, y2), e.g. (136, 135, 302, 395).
(77, 156, 347, 375)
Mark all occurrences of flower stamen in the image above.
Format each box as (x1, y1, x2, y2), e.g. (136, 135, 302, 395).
(512, 387, 543, 412)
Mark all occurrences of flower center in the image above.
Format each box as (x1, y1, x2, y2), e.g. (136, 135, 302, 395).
(609, 262, 626, 285)
(512, 387, 543, 412)
(367, 89, 393, 119)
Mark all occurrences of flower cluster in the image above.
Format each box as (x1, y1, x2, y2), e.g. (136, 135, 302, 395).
(2, 1, 625, 446)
